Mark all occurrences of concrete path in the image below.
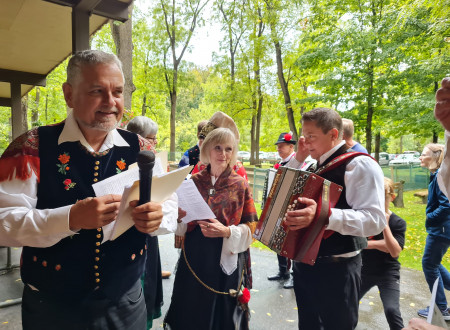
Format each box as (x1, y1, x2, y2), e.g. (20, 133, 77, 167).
(1, 234, 449, 329)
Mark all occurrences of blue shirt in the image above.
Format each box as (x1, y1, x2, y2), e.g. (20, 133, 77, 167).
(426, 169, 450, 240)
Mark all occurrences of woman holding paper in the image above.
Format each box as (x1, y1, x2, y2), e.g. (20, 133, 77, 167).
(164, 127, 258, 330)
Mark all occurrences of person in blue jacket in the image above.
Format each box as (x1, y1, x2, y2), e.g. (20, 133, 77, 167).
(417, 143, 450, 320)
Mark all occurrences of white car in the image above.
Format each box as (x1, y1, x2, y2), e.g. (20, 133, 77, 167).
(237, 151, 250, 161)
(389, 154, 421, 166)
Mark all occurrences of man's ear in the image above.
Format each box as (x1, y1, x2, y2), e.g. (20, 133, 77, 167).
(62, 82, 73, 108)
(330, 128, 339, 140)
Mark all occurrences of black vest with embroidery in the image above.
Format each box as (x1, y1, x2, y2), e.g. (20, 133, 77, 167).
(21, 123, 147, 303)
(316, 145, 368, 257)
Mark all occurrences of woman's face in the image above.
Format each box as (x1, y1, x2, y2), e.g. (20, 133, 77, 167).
(419, 147, 432, 169)
(209, 142, 233, 173)
(145, 134, 157, 148)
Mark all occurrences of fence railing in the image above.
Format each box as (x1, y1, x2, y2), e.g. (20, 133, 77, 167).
(246, 164, 429, 203)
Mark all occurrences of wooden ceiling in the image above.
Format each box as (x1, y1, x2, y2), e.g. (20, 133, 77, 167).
(0, 0, 132, 105)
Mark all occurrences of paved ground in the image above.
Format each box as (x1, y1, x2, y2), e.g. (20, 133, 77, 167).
(1, 235, 449, 329)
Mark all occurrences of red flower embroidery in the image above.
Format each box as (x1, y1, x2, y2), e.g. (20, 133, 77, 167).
(63, 179, 76, 191)
(238, 287, 251, 304)
(57, 152, 71, 175)
(116, 158, 126, 173)
(274, 163, 280, 169)
(58, 154, 70, 164)
(284, 133, 292, 141)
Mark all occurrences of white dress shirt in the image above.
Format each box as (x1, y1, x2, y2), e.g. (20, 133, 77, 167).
(286, 141, 386, 238)
(438, 131, 450, 198)
(0, 112, 178, 247)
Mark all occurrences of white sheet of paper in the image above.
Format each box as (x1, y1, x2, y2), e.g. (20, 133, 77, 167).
(156, 150, 168, 173)
(107, 165, 193, 241)
(176, 179, 216, 223)
(428, 278, 448, 327)
(92, 161, 190, 242)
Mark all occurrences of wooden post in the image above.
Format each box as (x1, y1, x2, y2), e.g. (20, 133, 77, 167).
(393, 180, 405, 208)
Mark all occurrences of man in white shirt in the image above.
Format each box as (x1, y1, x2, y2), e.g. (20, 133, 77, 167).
(284, 107, 386, 329)
(435, 77, 450, 198)
(0, 50, 177, 330)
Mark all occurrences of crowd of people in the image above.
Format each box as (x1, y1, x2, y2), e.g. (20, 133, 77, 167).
(0, 49, 449, 330)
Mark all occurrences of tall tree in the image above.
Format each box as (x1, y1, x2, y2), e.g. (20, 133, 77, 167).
(153, 0, 210, 158)
(263, 0, 300, 141)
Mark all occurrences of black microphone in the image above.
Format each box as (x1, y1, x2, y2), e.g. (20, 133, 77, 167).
(137, 150, 155, 206)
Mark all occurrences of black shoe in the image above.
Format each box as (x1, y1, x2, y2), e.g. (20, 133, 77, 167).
(283, 277, 294, 289)
(267, 272, 290, 281)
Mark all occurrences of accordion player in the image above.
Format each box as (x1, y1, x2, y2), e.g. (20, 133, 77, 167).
(254, 166, 342, 265)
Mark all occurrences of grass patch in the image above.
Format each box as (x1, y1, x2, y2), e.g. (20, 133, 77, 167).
(251, 190, 450, 271)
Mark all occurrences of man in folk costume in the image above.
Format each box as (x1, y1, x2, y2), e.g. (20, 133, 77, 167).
(284, 107, 386, 329)
(0, 50, 178, 330)
(267, 132, 296, 289)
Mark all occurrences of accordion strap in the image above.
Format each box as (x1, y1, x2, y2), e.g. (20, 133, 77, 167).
(315, 151, 371, 176)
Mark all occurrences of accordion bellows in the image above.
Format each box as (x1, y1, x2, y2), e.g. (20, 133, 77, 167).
(254, 167, 343, 265)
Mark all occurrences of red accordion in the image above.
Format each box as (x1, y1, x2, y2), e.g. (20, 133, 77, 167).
(254, 167, 343, 265)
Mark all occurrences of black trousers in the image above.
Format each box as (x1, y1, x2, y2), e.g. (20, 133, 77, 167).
(360, 272, 404, 330)
(293, 254, 361, 330)
(277, 254, 291, 273)
(22, 280, 146, 330)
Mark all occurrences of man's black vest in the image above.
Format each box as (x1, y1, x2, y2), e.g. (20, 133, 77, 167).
(316, 145, 368, 257)
(21, 123, 147, 303)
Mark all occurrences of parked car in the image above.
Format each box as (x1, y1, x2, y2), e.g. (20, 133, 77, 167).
(370, 152, 390, 166)
(403, 150, 420, 156)
(237, 151, 250, 161)
(389, 153, 421, 166)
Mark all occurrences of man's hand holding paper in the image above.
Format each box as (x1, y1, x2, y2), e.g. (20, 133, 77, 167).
(93, 161, 191, 242)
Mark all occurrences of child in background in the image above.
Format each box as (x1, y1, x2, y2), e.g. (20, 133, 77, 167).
(359, 177, 406, 330)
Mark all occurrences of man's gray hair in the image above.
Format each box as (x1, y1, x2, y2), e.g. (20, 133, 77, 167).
(126, 116, 158, 137)
(66, 50, 123, 84)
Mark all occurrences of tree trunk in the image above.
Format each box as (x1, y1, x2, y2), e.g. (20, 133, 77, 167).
(271, 32, 297, 141)
(111, 4, 135, 111)
(250, 115, 256, 165)
(365, 62, 374, 154)
(374, 132, 381, 162)
(21, 95, 28, 133)
(32, 87, 39, 125)
(142, 95, 147, 116)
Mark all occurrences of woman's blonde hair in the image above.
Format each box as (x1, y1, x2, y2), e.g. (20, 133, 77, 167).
(424, 143, 445, 172)
(384, 177, 395, 197)
(200, 128, 238, 167)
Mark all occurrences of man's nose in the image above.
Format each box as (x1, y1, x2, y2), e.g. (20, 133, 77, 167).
(103, 91, 116, 107)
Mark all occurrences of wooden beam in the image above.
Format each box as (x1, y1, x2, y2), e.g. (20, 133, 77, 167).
(11, 83, 24, 140)
(72, 7, 90, 53)
(44, 0, 130, 22)
(0, 69, 46, 86)
(94, 0, 130, 22)
(0, 98, 11, 107)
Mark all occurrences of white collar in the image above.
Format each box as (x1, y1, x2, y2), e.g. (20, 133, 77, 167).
(58, 110, 129, 153)
(318, 141, 346, 165)
(281, 152, 295, 163)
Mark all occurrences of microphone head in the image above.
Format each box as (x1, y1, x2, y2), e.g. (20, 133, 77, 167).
(137, 150, 155, 170)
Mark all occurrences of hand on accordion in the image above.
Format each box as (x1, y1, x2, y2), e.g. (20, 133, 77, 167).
(284, 197, 317, 231)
